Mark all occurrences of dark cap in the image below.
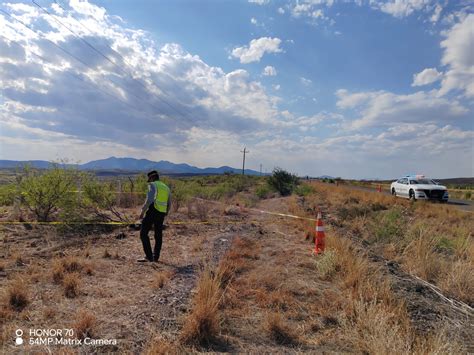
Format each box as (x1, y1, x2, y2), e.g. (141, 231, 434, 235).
(147, 170, 159, 181)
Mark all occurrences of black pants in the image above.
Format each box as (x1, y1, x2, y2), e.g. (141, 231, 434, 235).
(140, 205, 166, 261)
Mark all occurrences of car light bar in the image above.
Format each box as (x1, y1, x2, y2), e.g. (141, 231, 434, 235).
(405, 174, 425, 179)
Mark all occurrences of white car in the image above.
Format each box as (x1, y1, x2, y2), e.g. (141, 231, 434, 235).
(390, 175, 448, 202)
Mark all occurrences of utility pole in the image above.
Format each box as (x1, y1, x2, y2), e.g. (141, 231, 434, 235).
(260, 164, 262, 176)
(240, 147, 249, 175)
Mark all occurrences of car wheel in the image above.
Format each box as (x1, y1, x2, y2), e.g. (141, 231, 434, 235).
(391, 188, 396, 196)
(409, 189, 416, 201)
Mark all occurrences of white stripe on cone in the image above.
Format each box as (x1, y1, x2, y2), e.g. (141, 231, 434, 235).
(316, 226, 325, 232)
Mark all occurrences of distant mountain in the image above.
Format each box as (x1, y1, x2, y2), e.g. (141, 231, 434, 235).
(0, 157, 263, 175)
(0, 160, 55, 169)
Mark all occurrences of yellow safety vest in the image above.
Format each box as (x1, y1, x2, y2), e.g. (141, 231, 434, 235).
(153, 181, 170, 213)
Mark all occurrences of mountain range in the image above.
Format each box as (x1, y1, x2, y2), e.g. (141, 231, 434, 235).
(0, 157, 263, 175)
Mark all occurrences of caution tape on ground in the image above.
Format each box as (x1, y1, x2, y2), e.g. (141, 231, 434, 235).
(0, 198, 320, 226)
(193, 197, 319, 222)
(0, 220, 241, 226)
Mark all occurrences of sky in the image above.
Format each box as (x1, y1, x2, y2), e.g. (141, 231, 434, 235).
(0, 0, 473, 179)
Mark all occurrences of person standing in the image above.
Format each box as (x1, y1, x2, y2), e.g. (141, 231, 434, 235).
(137, 170, 171, 262)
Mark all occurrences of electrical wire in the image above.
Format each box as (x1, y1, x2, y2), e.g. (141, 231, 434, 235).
(32, 0, 196, 126)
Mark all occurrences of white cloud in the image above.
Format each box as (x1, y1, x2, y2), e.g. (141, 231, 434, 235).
(300, 77, 312, 86)
(374, 0, 431, 18)
(231, 37, 282, 64)
(277, 7, 285, 14)
(250, 17, 258, 25)
(412, 68, 443, 86)
(273, 84, 280, 90)
(248, 0, 269, 5)
(439, 14, 474, 98)
(0, 2, 283, 158)
(336, 89, 468, 129)
(430, 4, 442, 23)
(262, 65, 277, 76)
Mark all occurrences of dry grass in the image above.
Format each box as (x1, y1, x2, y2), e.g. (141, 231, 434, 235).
(151, 271, 172, 290)
(342, 299, 412, 354)
(6, 278, 29, 311)
(264, 313, 299, 346)
(145, 335, 183, 355)
(180, 265, 223, 346)
(63, 272, 81, 298)
(73, 310, 97, 339)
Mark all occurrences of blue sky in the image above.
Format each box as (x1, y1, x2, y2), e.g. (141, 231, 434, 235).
(0, 0, 472, 178)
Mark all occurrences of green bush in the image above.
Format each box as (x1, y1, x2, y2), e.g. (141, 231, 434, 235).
(19, 165, 77, 221)
(267, 168, 299, 196)
(256, 184, 271, 199)
(295, 184, 314, 197)
(0, 184, 16, 206)
(82, 175, 123, 221)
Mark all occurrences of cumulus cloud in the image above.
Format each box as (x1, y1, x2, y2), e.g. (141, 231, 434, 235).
(373, 0, 431, 18)
(336, 89, 468, 129)
(0, 1, 283, 154)
(439, 14, 474, 98)
(231, 37, 282, 64)
(412, 68, 443, 86)
(262, 65, 277, 76)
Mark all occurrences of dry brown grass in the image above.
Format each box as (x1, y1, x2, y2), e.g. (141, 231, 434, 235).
(73, 310, 97, 339)
(264, 313, 299, 346)
(63, 272, 81, 298)
(6, 278, 29, 311)
(180, 265, 223, 346)
(145, 335, 183, 355)
(151, 271, 172, 290)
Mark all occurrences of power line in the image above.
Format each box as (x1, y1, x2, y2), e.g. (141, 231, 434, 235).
(0, 33, 159, 122)
(32, 0, 196, 126)
(0, 8, 184, 126)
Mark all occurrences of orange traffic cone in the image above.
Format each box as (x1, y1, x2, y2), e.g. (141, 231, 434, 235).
(313, 210, 325, 255)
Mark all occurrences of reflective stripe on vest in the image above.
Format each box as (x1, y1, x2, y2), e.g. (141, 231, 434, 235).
(153, 181, 170, 213)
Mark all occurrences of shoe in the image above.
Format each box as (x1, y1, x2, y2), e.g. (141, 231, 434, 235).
(137, 258, 152, 263)
(153, 259, 160, 263)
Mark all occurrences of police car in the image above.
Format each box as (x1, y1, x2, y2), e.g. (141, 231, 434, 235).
(390, 175, 449, 202)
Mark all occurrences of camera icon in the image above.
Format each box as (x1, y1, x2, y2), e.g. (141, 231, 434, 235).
(15, 329, 23, 345)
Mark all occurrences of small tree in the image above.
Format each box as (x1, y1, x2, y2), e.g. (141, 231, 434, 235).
(267, 168, 299, 196)
(82, 175, 123, 221)
(19, 165, 76, 221)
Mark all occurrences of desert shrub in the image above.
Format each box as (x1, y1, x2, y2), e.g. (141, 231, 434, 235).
(294, 184, 314, 196)
(82, 175, 123, 221)
(73, 310, 96, 339)
(464, 191, 472, 200)
(7, 279, 29, 311)
(256, 184, 271, 199)
(267, 168, 299, 196)
(0, 184, 16, 206)
(63, 273, 81, 298)
(19, 165, 77, 221)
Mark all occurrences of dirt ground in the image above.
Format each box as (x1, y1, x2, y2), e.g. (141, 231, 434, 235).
(1, 196, 472, 353)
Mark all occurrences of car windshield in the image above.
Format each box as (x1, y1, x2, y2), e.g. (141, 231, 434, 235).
(410, 179, 434, 185)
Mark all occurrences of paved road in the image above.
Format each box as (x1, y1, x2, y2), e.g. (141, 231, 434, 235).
(339, 184, 474, 212)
